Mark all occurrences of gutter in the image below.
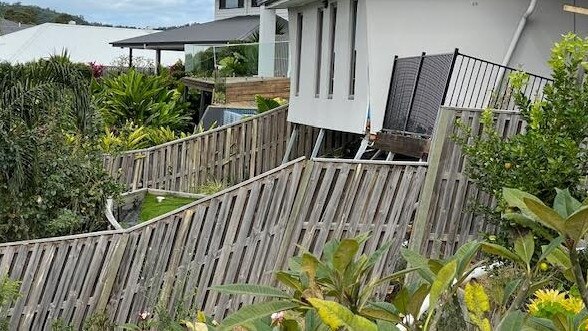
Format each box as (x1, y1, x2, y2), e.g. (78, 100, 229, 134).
(495, 0, 538, 85)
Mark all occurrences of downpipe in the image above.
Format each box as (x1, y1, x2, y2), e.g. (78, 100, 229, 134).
(495, 0, 538, 87)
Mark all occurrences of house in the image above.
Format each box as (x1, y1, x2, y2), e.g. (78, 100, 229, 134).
(262, 0, 588, 142)
(0, 18, 32, 35)
(0, 22, 183, 66)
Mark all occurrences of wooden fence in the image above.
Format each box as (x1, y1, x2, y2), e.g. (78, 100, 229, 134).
(103, 105, 358, 192)
(408, 107, 525, 259)
(0, 157, 427, 328)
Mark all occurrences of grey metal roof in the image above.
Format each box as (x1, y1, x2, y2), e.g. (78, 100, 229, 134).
(112, 15, 288, 50)
(0, 19, 33, 35)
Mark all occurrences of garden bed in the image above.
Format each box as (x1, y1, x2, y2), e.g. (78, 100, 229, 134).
(106, 188, 204, 228)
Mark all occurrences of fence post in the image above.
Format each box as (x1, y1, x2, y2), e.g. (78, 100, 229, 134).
(273, 159, 315, 272)
(407, 107, 454, 256)
(95, 233, 130, 313)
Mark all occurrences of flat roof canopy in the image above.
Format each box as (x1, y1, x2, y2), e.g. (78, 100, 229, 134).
(111, 15, 288, 51)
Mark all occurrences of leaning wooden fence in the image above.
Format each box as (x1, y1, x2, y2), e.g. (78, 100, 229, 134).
(409, 107, 525, 259)
(103, 105, 358, 192)
(0, 157, 427, 328)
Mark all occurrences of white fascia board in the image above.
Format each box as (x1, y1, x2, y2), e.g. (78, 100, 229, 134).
(266, 0, 319, 9)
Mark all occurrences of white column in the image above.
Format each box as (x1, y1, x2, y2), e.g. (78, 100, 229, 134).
(258, 4, 277, 77)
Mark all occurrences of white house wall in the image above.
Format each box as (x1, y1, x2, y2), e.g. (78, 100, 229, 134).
(287, 0, 370, 134)
(286, 0, 588, 134)
(365, 0, 588, 133)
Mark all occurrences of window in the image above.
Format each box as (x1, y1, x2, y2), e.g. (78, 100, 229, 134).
(295, 13, 304, 96)
(220, 0, 244, 9)
(315, 9, 324, 97)
(327, 3, 338, 98)
(251, 0, 260, 7)
(348, 0, 358, 98)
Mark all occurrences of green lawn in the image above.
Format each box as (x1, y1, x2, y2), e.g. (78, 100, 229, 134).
(139, 193, 196, 222)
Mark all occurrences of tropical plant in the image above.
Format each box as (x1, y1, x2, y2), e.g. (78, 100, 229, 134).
(211, 233, 417, 330)
(93, 69, 191, 131)
(0, 57, 120, 241)
(255, 95, 287, 114)
(454, 33, 588, 243)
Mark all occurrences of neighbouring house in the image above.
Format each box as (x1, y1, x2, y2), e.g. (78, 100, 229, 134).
(262, 0, 588, 144)
(0, 18, 32, 35)
(0, 22, 183, 66)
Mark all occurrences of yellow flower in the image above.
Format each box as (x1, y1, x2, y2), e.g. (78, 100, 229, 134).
(528, 289, 584, 318)
(465, 281, 490, 314)
(562, 296, 583, 314)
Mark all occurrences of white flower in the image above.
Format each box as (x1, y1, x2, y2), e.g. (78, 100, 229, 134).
(271, 311, 285, 324)
(36, 196, 43, 204)
(139, 311, 151, 320)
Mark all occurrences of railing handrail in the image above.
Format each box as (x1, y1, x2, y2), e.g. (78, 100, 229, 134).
(187, 40, 290, 48)
(455, 51, 553, 82)
(103, 104, 289, 157)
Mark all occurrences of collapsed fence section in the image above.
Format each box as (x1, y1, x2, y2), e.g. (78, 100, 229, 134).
(0, 157, 427, 327)
(103, 105, 358, 193)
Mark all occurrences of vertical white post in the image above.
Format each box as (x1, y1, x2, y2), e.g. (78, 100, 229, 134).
(258, 4, 277, 77)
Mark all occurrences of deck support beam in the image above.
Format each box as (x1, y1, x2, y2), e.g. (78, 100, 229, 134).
(282, 124, 299, 164)
(311, 128, 325, 158)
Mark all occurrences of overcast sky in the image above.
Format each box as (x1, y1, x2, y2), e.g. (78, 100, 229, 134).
(12, 0, 214, 27)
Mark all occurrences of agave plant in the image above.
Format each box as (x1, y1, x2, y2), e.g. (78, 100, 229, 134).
(211, 233, 417, 330)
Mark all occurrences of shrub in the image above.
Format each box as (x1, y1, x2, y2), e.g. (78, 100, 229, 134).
(455, 33, 588, 239)
(0, 58, 120, 241)
(93, 69, 191, 132)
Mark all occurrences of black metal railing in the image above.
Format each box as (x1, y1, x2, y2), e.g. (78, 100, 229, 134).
(383, 49, 553, 136)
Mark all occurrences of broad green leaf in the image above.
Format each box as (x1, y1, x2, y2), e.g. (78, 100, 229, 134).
(503, 212, 554, 240)
(481, 242, 523, 265)
(427, 259, 444, 275)
(404, 284, 430, 319)
(333, 239, 359, 273)
(553, 188, 581, 218)
(529, 279, 551, 294)
(391, 287, 409, 314)
(523, 317, 556, 331)
(210, 284, 291, 299)
(523, 198, 567, 235)
(496, 310, 525, 331)
(450, 241, 481, 276)
(514, 233, 534, 267)
(503, 279, 521, 306)
(322, 239, 340, 268)
(429, 260, 457, 308)
(377, 320, 401, 331)
(359, 306, 401, 323)
(538, 236, 565, 262)
(564, 205, 588, 242)
(307, 298, 377, 331)
(301, 253, 320, 280)
(401, 248, 435, 283)
(218, 301, 299, 330)
(502, 188, 543, 216)
(275, 271, 303, 293)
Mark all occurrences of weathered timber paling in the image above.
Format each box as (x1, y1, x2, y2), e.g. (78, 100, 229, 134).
(0, 157, 427, 326)
(103, 105, 358, 192)
(408, 107, 525, 259)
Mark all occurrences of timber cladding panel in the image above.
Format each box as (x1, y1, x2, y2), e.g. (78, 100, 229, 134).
(0, 157, 427, 326)
(408, 107, 526, 260)
(225, 78, 290, 104)
(103, 105, 359, 193)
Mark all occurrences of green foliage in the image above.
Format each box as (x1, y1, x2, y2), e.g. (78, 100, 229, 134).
(212, 233, 417, 330)
(0, 276, 19, 330)
(255, 95, 287, 114)
(0, 2, 88, 25)
(93, 69, 191, 131)
(455, 33, 588, 241)
(0, 57, 120, 241)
